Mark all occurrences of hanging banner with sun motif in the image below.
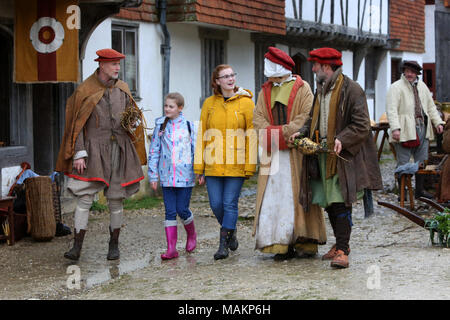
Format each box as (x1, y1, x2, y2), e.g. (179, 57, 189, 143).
(14, 0, 79, 83)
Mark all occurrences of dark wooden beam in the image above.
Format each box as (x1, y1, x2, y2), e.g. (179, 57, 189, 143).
(319, 0, 325, 23)
(331, 0, 335, 24)
(292, 0, 298, 19)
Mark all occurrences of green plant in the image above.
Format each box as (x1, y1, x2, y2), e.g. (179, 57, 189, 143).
(90, 200, 108, 212)
(424, 208, 450, 248)
(123, 195, 163, 210)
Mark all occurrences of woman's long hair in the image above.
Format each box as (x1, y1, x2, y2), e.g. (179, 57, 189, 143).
(211, 64, 238, 96)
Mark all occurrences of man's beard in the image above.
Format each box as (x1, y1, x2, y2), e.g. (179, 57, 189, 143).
(315, 72, 327, 83)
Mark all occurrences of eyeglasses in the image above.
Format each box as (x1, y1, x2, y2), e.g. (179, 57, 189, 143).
(217, 73, 237, 80)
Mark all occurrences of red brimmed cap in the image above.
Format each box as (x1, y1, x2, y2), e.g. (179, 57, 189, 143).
(308, 47, 342, 66)
(94, 49, 125, 62)
(264, 47, 295, 71)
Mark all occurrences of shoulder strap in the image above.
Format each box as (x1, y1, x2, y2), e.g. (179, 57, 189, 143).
(187, 121, 192, 135)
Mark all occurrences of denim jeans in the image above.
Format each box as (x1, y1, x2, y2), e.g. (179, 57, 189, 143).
(205, 176, 245, 230)
(162, 187, 193, 222)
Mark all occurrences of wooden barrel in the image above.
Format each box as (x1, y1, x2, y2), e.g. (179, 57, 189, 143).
(25, 176, 56, 241)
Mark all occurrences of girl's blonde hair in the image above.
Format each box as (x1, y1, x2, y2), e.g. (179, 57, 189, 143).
(165, 92, 185, 107)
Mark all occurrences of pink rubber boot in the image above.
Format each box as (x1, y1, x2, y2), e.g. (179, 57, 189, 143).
(161, 226, 179, 260)
(183, 220, 197, 253)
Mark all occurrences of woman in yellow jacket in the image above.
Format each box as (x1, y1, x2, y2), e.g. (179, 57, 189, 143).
(194, 64, 257, 260)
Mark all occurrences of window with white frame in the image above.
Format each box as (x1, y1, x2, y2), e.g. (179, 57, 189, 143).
(112, 23, 139, 98)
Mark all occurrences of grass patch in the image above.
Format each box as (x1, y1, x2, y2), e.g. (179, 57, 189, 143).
(243, 175, 258, 188)
(90, 201, 108, 212)
(123, 195, 163, 210)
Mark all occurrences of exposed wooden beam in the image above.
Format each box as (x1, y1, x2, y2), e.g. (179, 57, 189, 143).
(357, 0, 360, 30)
(319, 0, 325, 23)
(379, 0, 382, 34)
(315, 0, 318, 22)
(360, 0, 368, 32)
(299, 0, 303, 20)
(346, 0, 348, 26)
(331, 0, 335, 24)
(292, 0, 298, 19)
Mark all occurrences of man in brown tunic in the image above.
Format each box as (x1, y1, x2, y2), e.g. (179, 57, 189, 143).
(56, 49, 146, 261)
(290, 48, 382, 268)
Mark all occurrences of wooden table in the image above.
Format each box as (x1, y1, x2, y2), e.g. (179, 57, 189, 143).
(0, 197, 16, 245)
(371, 122, 397, 161)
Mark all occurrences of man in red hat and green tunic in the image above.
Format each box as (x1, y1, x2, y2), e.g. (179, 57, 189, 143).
(253, 47, 327, 260)
(290, 47, 382, 268)
(56, 48, 147, 261)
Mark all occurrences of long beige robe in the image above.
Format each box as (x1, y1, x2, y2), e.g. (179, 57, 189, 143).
(253, 78, 327, 253)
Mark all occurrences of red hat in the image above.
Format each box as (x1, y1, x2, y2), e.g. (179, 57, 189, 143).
(308, 47, 342, 66)
(94, 49, 125, 62)
(264, 47, 295, 71)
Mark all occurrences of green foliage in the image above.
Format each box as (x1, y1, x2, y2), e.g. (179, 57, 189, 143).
(90, 200, 108, 212)
(425, 208, 450, 248)
(123, 196, 163, 210)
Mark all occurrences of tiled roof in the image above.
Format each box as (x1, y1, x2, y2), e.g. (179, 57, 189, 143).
(115, 0, 285, 35)
(389, 0, 425, 53)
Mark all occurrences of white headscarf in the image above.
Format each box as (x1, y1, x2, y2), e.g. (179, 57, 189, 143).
(264, 58, 292, 78)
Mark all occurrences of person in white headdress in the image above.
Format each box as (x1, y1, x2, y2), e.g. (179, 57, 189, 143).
(252, 47, 327, 260)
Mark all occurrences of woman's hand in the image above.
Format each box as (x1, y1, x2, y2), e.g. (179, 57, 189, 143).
(289, 132, 301, 143)
(73, 158, 86, 175)
(196, 174, 205, 186)
(151, 182, 158, 191)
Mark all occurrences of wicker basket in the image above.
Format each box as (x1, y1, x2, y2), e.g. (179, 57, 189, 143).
(25, 176, 56, 241)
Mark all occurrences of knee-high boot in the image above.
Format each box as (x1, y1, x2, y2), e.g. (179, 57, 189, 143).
(161, 226, 179, 260)
(183, 220, 197, 252)
(64, 229, 86, 261)
(107, 228, 121, 260)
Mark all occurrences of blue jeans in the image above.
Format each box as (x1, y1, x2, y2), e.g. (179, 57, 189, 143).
(162, 187, 193, 221)
(205, 176, 245, 230)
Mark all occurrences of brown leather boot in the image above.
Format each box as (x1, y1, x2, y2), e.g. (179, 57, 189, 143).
(322, 244, 351, 260)
(64, 229, 86, 261)
(322, 244, 337, 260)
(330, 249, 349, 268)
(107, 228, 120, 260)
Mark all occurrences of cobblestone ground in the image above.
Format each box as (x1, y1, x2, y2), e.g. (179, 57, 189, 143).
(0, 154, 449, 300)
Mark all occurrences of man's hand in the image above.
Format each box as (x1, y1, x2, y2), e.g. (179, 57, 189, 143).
(392, 129, 401, 141)
(196, 174, 205, 186)
(334, 138, 342, 155)
(73, 158, 86, 175)
(289, 132, 301, 143)
(436, 124, 444, 134)
(150, 182, 158, 191)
